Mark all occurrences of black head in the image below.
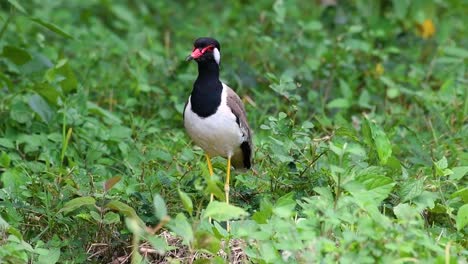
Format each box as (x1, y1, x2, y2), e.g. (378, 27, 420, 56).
(186, 37, 221, 64)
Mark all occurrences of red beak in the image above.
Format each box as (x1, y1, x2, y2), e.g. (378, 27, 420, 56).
(186, 48, 203, 61)
(186, 45, 215, 61)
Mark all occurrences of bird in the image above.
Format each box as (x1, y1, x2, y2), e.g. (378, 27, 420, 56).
(183, 37, 253, 226)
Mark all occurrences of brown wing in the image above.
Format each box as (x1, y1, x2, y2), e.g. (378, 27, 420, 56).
(225, 85, 253, 169)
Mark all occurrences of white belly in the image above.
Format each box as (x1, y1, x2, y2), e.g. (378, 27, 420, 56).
(184, 88, 242, 158)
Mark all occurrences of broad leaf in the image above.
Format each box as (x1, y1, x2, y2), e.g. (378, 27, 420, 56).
(399, 178, 425, 202)
(365, 117, 392, 165)
(60, 197, 96, 214)
(153, 194, 168, 220)
(45, 59, 77, 92)
(146, 236, 171, 255)
(450, 166, 468, 181)
(0, 151, 11, 168)
(10, 101, 32, 124)
(37, 248, 60, 264)
(327, 98, 351, 109)
(451, 187, 468, 203)
(103, 212, 121, 225)
(394, 203, 421, 222)
(28, 94, 52, 123)
(273, 192, 297, 218)
(105, 200, 143, 226)
(2, 45, 32, 65)
(0, 138, 15, 149)
(106, 200, 136, 217)
(168, 213, 193, 244)
(178, 188, 193, 215)
(204, 201, 248, 221)
(346, 170, 395, 208)
(456, 204, 468, 231)
(1, 168, 28, 195)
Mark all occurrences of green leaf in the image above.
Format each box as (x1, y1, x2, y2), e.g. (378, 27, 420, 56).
(0, 151, 11, 168)
(356, 170, 393, 190)
(87, 102, 122, 124)
(1, 168, 28, 194)
(153, 194, 168, 220)
(365, 117, 392, 165)
(30, 18, 73, 39)
(168, 213, 193, 244)
(37, 248, 60, 264)
(194, 230, 221, 254)
(339, 79, 352, 99)
(327, 98, 351, 109)
(103, 212, 121, 224)
(105, 200, 139, 219)
(399, 178, 425, 202)
(392, 0, 410, 19)
(449, 166, 468, 181)
(434, 157, 452, 177)
(203, 201, 248, 221)
(45, 59, 77, 92)
(443, 46, 468, 59)
(2, 45, 32, 65)
(0, 216, 9, 229)
(110, 5, 135, 24)
(7, 0, 26, 13)
(259, 241, 281, 263)
(386, 87, 400, 99)
(104, 176, 122, 192)
(0, 138, 15, 149)
(456, 204, 468, 231)
(28, 94, 53, 123)
(90, 211, 101, 222)
(434, 156, 448, 170)
(451, 187, 468, 203)
(394, 203, 420, 222)
(125, 217, 144, 236)
(146, 236, 170, 255)
(34, 84, 62, 105)
(8, 226, 23, 240)
(178, 188, 193, 215)
(413, 191, 437, 211)
(273, 0, 285, 24)
(334, 127, 359, 141)
(60, 197, 96, 214)
(109, 125, 132, 141)
(252, 199, 273, 224)
(273, 192, 297, 218)
(313, 187, 334, 202)
(346, 176, 395, 207)
(205, 177, 224, 201)
(10, 101, 32, 124)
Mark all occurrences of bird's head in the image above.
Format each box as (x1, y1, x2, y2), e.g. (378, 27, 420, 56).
(186, 37, 221, 65)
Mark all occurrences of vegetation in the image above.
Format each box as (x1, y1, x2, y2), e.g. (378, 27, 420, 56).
(0, 0, 467, 263)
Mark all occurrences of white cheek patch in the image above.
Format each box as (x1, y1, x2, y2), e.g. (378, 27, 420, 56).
(213, 48, 221, 65)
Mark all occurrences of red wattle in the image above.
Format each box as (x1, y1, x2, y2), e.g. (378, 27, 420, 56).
(190, 49, 203, 59)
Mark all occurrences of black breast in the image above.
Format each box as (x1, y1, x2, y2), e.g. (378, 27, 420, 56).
(190, 78, 223, 118)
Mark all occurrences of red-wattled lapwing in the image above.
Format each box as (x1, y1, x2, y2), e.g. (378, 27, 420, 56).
(184, 37, 253, 227)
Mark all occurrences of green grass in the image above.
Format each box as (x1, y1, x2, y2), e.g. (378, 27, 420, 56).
(0, 0, 467, 263)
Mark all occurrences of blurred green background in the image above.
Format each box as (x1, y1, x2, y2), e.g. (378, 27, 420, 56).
(0, 0, 467, 263)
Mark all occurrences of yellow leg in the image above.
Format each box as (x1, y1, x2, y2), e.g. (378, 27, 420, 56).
(225, 157, 231, 231)
(205, 154, 214, 203)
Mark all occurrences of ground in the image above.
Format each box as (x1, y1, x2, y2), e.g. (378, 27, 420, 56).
(0, 1, 467, 263)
